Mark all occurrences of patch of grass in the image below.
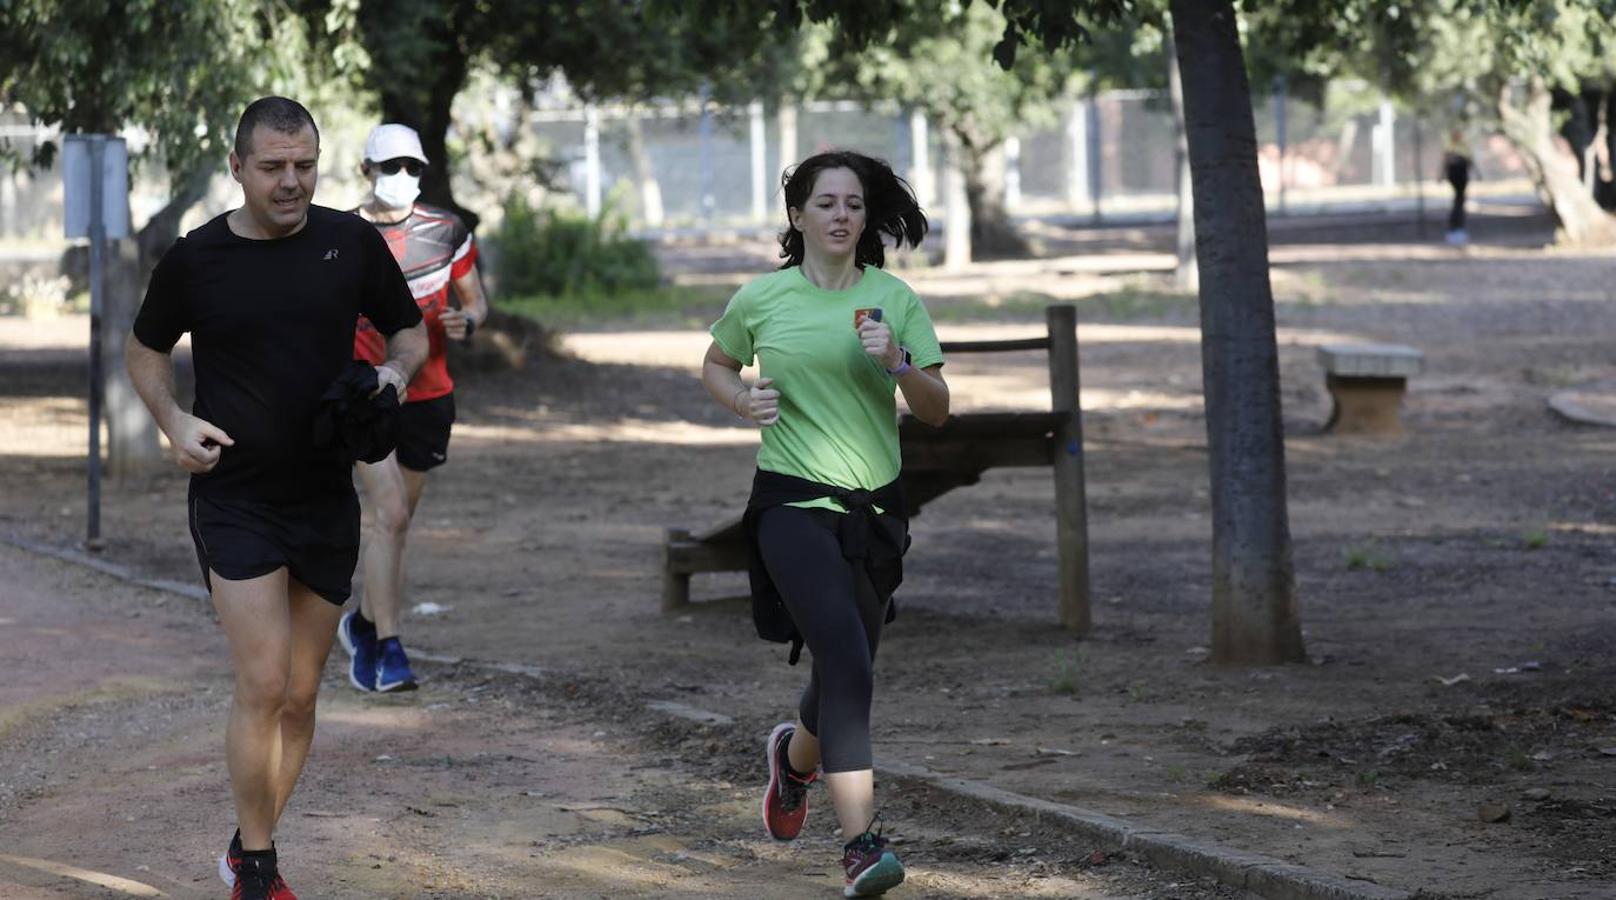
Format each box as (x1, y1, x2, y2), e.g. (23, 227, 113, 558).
(925, 284, 1196, 324)
(1523, 363, 1588, 388)
(1165, 764, 1189, 783)
(1356, 769, 1382, 788)
(1083, 285, 1197, 321)
(1506, 748, 1534, 771)
(499, 284, 731, 327)
(1343, 540, 1392, 572)
(1048, 647, 1085, 696)
(1520, 528, 1549, 550)
(926, 291, 1059, 323)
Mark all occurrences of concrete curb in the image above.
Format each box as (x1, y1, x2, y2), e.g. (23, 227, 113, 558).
(877, 759, 1414, 900)
(1548, 382, 1616, 428)
(6, 534, 1415, 900)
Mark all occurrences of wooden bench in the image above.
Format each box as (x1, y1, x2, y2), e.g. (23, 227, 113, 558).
(1318, 343, 1424, 437)
(661, 305, 1095, 634)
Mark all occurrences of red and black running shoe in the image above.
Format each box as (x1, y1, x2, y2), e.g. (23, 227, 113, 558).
(231, 852, 276, 900)
(761, 722, 818, 841)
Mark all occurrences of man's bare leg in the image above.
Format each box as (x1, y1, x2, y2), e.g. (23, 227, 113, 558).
(212, 568, 293, 852)
(356, 453, 411, 639)
(271, 578, 343, 824)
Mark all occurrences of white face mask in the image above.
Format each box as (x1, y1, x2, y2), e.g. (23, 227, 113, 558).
(373, 171, 420, 210)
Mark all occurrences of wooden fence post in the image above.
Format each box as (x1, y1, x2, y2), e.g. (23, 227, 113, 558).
(662, 528, 693, 611)
(1047, 305, 1092, 634)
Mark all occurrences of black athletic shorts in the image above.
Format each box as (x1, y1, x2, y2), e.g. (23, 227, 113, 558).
(188, 488, 362, 605)
(396, 393, 456, 472)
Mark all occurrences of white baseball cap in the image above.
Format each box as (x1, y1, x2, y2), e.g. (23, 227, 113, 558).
(364, 124, 429, 164)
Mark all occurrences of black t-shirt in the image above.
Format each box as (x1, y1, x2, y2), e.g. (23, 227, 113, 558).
(133, 205, 422, 502)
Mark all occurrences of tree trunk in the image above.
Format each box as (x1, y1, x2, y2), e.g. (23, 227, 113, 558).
(1169, 0, 1305, 666)
(378, 52, 478, 232)
(1554, 85, 1600, 192)
(103, 164, 214, 478)
(1498, 78, 1616, 246)
(623, 112, 664, 227)
(1166, 26, 1198, 293)
(954, 131, 1030, 259)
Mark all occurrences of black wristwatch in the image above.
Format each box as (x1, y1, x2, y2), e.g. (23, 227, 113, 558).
(462, 315, 477, 339)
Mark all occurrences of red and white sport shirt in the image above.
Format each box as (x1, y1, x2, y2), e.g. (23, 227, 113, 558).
(353, 203, 478, 402)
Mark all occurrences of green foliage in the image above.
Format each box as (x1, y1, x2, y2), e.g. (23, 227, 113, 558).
(1344, 540, 1392, 572)
(1520, 528, 1549, 550)
(495, 193, 661, 300)
(499, 285, 730, 328)
(1048, 647, 1085, 696)
(0, 0, 356, 177)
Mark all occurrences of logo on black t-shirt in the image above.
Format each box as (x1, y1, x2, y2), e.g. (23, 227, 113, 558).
(322, 249, 339, 261)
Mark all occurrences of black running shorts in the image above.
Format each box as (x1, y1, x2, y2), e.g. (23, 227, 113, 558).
(396, 393, 456, 472)
(188, 489, 362, 605)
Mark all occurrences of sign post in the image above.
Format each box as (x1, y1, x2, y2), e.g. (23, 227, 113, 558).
(63, 134, 129, 550)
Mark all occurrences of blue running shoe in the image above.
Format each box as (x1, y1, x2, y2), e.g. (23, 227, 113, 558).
(338, 610, 378, 692)
(375, 636, 418, 693)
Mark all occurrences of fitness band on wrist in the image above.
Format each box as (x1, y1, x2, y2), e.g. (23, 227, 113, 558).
(886, 347, 913, 377)
(733, 386, 750, 417)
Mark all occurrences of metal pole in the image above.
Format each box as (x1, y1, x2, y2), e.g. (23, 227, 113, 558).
(698, 83, 714, 224)
(1064, 98, 1090, 212)
(909, 109, 934, 208)
(749, 100, 767, 224)
(583, 104, 601, 219)
(1273, 74, 1288, 214)
(86, 136, 105, 549)
(1004, 136, 1022, 213)
(1413, 116, 1427, 238)
(1086, 82, 1103, 223)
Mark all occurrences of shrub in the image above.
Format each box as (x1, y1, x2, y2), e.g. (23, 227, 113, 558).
(495, 192, 660, 299)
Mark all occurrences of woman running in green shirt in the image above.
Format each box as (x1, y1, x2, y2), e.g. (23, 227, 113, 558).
(702, 150, 949, 897)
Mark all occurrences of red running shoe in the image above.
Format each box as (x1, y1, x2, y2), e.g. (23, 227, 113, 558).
(230, 852, 275, 900)
(761, 722, 818, 841)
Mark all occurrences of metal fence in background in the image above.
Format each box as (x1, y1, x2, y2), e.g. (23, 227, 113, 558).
(1, 85, 1534, 243)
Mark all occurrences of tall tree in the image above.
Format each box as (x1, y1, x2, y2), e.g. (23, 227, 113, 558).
(322, 0, 791, 229)
(0, 0, 296, 476)
(1170, 0, 1303, 663)
(1248, 0, 1616, 245)
(820, 3, 1081, 257)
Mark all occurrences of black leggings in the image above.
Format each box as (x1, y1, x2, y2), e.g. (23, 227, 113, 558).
(756, 505, 888, 773)
(1446, 166, 1469, 231)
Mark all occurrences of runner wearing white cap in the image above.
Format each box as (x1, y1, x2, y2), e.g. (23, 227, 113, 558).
(338, 123, 490, 694)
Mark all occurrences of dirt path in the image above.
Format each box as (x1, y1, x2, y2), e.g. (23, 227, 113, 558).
(3, 213, 1614, 898)
(0, 545, 1231, 898)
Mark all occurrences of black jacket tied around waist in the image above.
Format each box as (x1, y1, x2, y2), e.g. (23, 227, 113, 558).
(743, 469, 910, 665)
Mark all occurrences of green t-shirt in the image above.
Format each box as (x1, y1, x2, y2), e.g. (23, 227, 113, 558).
(710, 265, 944, 512)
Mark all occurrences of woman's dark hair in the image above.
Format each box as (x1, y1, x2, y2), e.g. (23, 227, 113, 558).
(778, 150, 928, 270)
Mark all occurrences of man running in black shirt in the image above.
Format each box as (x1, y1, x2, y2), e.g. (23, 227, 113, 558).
(127, 96, 427, 900)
